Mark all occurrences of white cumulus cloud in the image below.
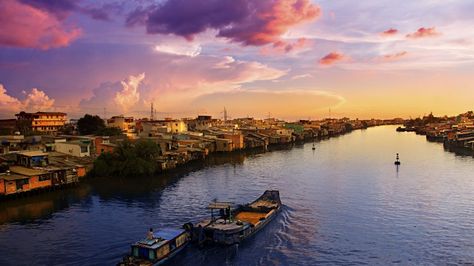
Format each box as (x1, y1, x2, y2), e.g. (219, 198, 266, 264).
(22, 88, 55, 111)
(0, 84, 56, 116)
(0, 84, 22, 111)
(114, 73, 145, 112)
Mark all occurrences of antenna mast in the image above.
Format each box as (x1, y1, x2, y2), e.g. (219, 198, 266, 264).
(151, 102, 154, 121)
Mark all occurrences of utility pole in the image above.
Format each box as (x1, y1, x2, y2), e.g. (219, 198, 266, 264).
(151, 102, 154, 121)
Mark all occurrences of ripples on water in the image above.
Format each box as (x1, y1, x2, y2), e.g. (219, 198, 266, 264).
(0, 126, 474, 265)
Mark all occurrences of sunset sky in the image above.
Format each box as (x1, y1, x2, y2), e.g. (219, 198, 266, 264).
(1, 0, 473, 120)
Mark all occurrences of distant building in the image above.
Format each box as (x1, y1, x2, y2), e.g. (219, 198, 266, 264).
(0, 134, 24, 154)
(162, 118, 188, 133)
(219, 132, 244, 150)
(55, 141, 91, 157)
(212, 138, 231, 152)
(107, 116, 135, 137)
(139, 119, 188, 135)
(94, 136, 117, 156)
(15, 111, 67, 134)
(186, 115, 214, 131)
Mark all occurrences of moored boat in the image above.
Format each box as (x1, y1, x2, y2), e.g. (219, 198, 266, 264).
(192, 190, 281, 245)
(118, 228, 190, 266)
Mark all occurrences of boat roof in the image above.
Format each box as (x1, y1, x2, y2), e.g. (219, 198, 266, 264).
(134, 228, 185, 249)
(135, 238, 167, 249)
(207, 202, 234, 209)
(155, 228, 186, 240)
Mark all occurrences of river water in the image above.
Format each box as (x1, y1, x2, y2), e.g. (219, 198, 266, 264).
(1, 126, 473, 265)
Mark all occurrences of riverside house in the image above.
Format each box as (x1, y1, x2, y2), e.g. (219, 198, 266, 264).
(0, 151, 86, 197)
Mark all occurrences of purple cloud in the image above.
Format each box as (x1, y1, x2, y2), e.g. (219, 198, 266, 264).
(0, 0, 81, 49)
(19, 0, 77, 19)
(19, 0, 117, 21)
(129, 0, 320, 46)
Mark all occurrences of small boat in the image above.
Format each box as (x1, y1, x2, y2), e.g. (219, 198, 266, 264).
(396, 126, 416, 132)
(192, 190, 281, 245)
(118, 228, 190, 266)
(394, 153, 401, 165)
(312, 142, 316, 150)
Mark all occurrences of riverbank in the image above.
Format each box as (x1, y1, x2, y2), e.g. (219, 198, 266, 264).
(396, 111, 474, 157)
(0, 126, 359, 202)
(87, 127, 363, 179)
(1, 116, 402, 200)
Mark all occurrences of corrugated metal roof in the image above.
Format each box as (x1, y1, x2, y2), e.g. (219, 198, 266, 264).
(9, 166, 48, 176)
(17, 151, 48, 157)
(2, 173, 29, 181)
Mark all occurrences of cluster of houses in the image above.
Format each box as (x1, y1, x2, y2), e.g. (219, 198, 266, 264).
(0, 150, 87, 197)
(399, 111, 474, 154)
(0, 111, 404, 198)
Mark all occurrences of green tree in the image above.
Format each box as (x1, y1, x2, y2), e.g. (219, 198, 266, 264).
(92, 152, 116, 177)
(77, 114, 105, 135)
(59, 123, 76, 135)
(135, 140, 161, 160)
(96, 127, 123, 136)
(91, 139, 162, 178)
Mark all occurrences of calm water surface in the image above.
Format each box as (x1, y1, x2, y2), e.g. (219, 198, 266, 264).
(1, 126, 473, 265)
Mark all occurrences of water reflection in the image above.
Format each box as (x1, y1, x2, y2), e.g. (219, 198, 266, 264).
(0, 185, 91, 225)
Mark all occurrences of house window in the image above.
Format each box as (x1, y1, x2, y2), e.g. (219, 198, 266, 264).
(39, 175, 51, 181)
(16, 179, 29, 190)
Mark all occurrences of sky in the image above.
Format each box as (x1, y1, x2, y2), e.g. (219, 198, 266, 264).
(1, 0, 473, 120)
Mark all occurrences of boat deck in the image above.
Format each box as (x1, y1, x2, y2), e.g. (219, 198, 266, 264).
(235, 211, 267, 225)
(196, 218, 244, 231)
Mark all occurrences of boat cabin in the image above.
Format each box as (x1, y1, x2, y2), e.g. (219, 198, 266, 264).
(129, 228, 189, 264)
(208, 201, 234, 223)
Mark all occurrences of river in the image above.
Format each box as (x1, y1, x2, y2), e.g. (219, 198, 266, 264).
(1, 126, 473, 265)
